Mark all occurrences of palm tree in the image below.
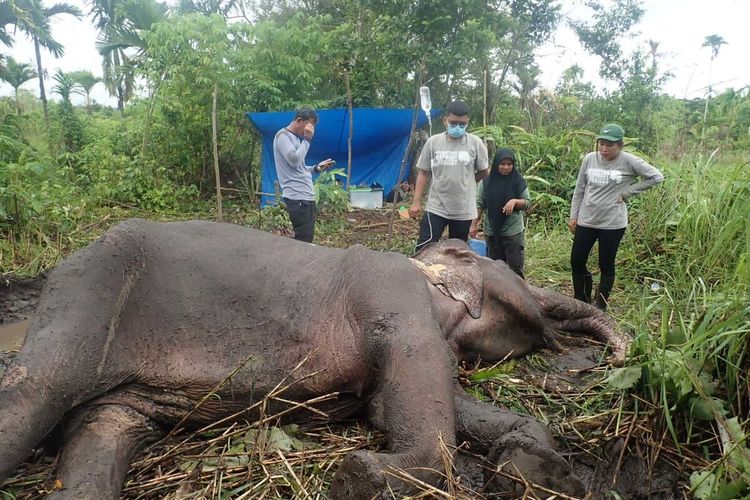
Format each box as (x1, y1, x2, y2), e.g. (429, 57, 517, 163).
(89, 0, 167, 113)
(51, 69, 83, 152)
(701, 34, 727, 142)
(1, 0, 22, 48)
(51, 69, 78, 103)
(69, 69, 101, 113)
(13, 0, 81, 129)
(0, 56, 37, 114)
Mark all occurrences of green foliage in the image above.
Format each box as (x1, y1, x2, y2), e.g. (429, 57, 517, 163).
(0, 150, 81, 233)
(314, 167, 349, 214)
(475, 124, 598, 223)
(0, 56, 36, 114)
(75, 140, 199, 211)
(51, 100, 84, 153)
(50, 71, 84, 152)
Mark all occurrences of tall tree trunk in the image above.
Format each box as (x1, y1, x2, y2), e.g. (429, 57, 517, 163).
(212, 82, 222, 222)
(117, 83, 124, 115)
(113, 51, 125, 115)
(344, 68, 354, 191)
(15, 87, 21, 115)
(700, 56, 715, 146)
(33, 36, 49, 130)
(141, 70, 165, 158)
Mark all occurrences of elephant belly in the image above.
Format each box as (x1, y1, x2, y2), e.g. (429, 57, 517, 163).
(99, 320, 373, 427)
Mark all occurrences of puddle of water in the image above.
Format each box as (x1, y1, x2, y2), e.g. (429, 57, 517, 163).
(0, 319, 31, 351)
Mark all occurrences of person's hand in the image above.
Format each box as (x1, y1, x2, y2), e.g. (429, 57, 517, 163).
(502, 200, 515, 215)
(317, 158, 334, 172)
(469, 221, 478, 238)
(408, 202, 421, 219)
(568, 218, 577, 234)
(303, 122, 315, 141)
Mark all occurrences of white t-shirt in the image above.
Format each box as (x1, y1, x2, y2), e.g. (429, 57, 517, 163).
(416, 132, 489, 220)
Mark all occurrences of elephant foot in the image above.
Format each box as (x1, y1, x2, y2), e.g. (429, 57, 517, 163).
(330, 449, 444, 499)
(329, 450, 389, 500)
(485, 435, 585, 498)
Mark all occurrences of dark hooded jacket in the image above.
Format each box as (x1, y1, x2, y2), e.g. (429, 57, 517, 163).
(483, 147, 527, 234)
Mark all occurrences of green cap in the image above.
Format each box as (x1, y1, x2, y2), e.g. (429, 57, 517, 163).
(597, 123, 624, 142)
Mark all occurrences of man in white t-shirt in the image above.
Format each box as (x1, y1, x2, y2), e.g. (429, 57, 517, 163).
(409, 100, 489, 252)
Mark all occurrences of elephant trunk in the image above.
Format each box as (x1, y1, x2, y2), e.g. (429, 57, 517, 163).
(527, 285, 630, 365)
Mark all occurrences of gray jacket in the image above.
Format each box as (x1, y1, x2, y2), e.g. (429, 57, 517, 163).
(273, 128, 316, 201)
(570, 151, 664, 230)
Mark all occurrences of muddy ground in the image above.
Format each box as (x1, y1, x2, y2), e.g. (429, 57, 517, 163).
(0, 275, 44, 379)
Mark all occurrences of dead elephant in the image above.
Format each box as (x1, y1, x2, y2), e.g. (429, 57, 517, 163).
(0, 219, 630, 498)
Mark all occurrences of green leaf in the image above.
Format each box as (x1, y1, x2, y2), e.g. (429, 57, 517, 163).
(469, 362, 516, 382)
(690, 470, 716, 499)
(605, 366, 642, 390)
(688, 397, 727, 421)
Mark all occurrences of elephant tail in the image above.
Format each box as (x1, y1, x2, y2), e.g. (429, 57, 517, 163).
(528, 285, 630, 366)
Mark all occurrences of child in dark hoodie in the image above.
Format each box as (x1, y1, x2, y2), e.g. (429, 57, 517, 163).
(470, 147, 530, 278)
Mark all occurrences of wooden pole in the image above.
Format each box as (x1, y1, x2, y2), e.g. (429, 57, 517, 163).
(212, 82, 223, 222)
(483, 65, 488, 129)
(344, 68, 354, 191)
(386, 67, 423, 247)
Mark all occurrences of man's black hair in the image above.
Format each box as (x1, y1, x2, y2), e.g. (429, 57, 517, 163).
(295, 106, 318, 123)
(445, 100, 470, 117)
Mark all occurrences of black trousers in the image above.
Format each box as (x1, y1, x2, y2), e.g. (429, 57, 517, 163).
(283, 197, 315, 243)
(487, 231, 525, 278)
(570, 225, 626, 276)
(415, 211, 472, 253)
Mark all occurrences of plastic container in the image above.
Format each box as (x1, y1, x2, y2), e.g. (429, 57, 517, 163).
(468, 238, 487, 256)
(350, 188, 383, 209)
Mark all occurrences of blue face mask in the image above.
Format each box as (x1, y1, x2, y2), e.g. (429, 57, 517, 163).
(446, 123, 467, 138)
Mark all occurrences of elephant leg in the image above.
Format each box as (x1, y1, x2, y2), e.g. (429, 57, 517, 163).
(453, 391, 584, 497)
(330, 334, 457, 499)
(46, 404, 160, 500)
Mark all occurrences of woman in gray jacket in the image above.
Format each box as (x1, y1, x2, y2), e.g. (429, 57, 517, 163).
(569, 123, 664, 311)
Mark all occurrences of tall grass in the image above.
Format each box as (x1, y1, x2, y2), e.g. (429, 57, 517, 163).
(523, 150, 749, 497)
(616, 153, 750, 497)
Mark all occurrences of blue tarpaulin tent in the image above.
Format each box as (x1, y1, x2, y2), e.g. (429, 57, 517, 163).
(246, 108, 440, 206)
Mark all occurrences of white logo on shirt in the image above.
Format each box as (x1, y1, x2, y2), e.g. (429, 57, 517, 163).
(588, 168, 623, 185)
(432, 150, 473, 168)
(434, 151, 458, 166)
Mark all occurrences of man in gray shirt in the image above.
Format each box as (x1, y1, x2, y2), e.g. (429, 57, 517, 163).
(409, 101, 489, 252)
(569, 123, 664, 311)
(273, 107, 334, 242)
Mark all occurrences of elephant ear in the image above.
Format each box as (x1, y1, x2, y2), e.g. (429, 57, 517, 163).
(411, 240, 483, 319)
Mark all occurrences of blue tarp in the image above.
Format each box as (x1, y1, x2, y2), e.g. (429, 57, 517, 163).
(246, 108, 440, 206)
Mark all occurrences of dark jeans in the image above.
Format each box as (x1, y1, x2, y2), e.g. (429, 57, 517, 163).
(283, 197, 315, 243)
(487, 231, 525, 278)
(415, 212, 472, 253)
(570, 225, 626, 276)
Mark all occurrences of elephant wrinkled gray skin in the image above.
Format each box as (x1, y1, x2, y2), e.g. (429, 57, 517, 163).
(0, 219, 630, 499)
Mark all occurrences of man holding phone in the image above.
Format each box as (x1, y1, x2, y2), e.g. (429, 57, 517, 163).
(273, 106, 335, 242)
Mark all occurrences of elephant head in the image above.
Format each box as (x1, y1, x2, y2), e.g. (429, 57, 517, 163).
(410, 240, 630, 365)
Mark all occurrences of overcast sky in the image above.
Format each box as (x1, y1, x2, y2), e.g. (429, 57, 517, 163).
(2, 0, 748, 108)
